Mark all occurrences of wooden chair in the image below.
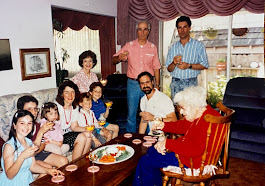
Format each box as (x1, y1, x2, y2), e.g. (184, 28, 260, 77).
(161, 102, 235, 186)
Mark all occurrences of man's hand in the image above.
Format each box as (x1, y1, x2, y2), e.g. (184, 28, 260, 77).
(139, 112, 154, 121)
(118, 50, 129, 62)
(154, 140, 166, 155)
(176, 62, 190, 70)
(173, 55, 182, 65)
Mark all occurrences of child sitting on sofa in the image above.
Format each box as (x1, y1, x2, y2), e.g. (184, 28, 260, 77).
(78, 93, 106, 148)
(40, 102, 70, 155)
(0, 110, 63, 185)
(89, 82, 119, 141)
(16, 95, 68, 177)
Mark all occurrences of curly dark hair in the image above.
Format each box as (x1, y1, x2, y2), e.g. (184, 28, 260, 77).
(176, 16, 192, 28)
(78, 50, 97, 68)
(89, 82, 104, 92)
(56, 80, 80, 109)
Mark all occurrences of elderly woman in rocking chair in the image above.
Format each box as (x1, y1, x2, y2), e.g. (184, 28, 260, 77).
(133, 86, 221, 186)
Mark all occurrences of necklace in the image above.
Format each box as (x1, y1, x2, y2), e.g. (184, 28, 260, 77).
(63, 107, 72, 125)
(181, 116, 202, 142)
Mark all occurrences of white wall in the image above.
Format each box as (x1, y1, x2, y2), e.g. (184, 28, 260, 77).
(0, 0, 56, 96)
(50, 0, 117, 17)
(0, 0, 117, 97)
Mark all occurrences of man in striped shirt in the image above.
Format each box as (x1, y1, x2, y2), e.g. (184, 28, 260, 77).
(166, 16, 209, 100)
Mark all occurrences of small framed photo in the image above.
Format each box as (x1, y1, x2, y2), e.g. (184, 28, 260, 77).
(20, 48, 51, 81)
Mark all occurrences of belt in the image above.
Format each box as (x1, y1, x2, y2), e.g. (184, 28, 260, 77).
(128, 77, 137, 81)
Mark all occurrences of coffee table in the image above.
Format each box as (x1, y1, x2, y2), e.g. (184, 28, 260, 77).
(30, 133, 149, 186)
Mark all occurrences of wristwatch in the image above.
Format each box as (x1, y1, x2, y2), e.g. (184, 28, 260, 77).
(188, 64, 192, 69)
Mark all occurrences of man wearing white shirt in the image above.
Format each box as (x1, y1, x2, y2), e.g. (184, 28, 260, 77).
(137, 71, 177, 134)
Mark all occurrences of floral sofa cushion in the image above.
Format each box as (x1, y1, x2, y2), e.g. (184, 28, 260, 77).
(0, 88, 58, 141)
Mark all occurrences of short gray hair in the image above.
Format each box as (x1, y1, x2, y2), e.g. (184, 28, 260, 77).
(174, 86, 207, 108)
(136, 20, 151, 30)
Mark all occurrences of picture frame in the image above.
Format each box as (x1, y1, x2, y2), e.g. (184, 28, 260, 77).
(20, 48, 51, 81)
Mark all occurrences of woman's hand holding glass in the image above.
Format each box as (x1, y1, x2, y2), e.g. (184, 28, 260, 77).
(151, 121, 165, 131)
(154, 140, 166, 155)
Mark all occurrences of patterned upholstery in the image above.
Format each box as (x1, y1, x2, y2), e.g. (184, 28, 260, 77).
(0, 88, 58, 141)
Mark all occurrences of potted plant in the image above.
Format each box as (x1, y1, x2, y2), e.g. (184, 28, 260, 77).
(203, 27, 218, 39)
(207, 75, 227, 108)
(216, 57, 227, 71)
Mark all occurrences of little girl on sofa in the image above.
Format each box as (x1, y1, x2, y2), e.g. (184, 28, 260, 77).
(40, 102, 70, 155)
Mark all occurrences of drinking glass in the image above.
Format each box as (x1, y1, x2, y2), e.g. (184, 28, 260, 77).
(88, 153, 99, 171)
(100, 78, 108, 86)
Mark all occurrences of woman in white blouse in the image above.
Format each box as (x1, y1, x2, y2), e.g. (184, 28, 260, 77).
(55, 80, 92, 160)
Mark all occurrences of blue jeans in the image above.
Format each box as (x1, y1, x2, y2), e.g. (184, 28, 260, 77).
(133, 147, 180, 186)
(127, 78, 144, 132)
(170, 77, 198, 100)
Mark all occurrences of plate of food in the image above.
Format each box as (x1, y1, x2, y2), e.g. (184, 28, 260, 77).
(91, 144, 135, 165)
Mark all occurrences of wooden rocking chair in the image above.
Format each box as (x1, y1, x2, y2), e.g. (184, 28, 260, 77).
(161, 102, 235, 186)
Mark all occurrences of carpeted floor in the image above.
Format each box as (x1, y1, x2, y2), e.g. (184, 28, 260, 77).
(215, 157, 265, 186)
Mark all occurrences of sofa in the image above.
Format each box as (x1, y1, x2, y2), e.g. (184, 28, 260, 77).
(0, 88, 59, 160)
(223, 77, 265, 163)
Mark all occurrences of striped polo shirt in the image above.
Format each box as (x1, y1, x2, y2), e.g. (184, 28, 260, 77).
(165, 38, 209, 79)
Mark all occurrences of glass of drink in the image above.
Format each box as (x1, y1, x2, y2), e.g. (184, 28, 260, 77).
(86, 125, 95, 132)
(48, 121, 55, 131)
(100, 78, 108, 86)
(105, 100, 113, 109)
(98, 119, 106, 128)
(88, 153, 99, 172)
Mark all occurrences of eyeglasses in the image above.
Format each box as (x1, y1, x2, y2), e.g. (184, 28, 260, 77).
(137, 28, 149, 32)
(26, 107, 40, 113)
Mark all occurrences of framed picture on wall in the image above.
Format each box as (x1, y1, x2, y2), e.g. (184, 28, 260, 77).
(0, 39, 13, 71)
(20, 48, 51, 81)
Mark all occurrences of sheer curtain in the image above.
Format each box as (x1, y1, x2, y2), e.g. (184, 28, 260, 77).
(53, 26, 101, 78)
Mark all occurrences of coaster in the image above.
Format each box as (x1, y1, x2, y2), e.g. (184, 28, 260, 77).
(143, 136, 152, 140)
(65, 164, 78, 172)
(87, 166, 100, 173)
(51, 175, 65, 183)
(132, 139, 142, 144)
(124, 133, 132, 138)
(143, 142, 152, 148)
(145, 138, 157, 143)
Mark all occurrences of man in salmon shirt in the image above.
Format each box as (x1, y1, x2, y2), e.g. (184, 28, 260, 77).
(113, 20, 161, 133)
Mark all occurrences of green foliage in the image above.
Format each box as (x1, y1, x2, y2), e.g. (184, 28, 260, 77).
(216, 57, 226, 63)
(203, 27, 218, 39)
(163, 84, 171, 98)
(207, 75, 227, 108)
